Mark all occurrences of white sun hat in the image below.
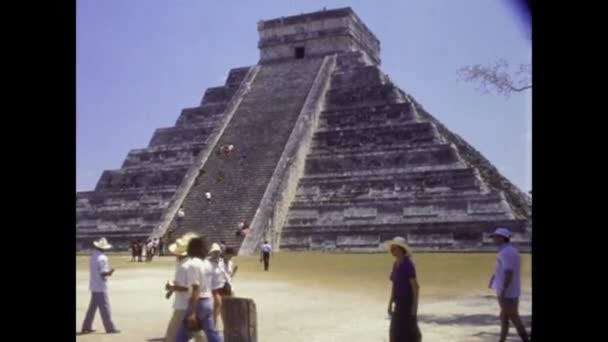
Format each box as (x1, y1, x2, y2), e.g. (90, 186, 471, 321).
(384, 236, 412, 256)
(93, 237, 113, 250)
(208, 243, 222, 254)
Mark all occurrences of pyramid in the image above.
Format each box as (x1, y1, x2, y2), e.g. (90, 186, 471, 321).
(76, 7, 531, 253)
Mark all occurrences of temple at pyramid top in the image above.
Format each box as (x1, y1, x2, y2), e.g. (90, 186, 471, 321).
(257, 7, 381, 65)
(77, 7, 531, 254)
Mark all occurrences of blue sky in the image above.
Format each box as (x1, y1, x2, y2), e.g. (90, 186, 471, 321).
(77, 0, 531, 192)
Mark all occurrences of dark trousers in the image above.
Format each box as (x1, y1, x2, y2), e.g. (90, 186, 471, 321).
(262, 252, 270, 271)
(390, 306, 421, 342)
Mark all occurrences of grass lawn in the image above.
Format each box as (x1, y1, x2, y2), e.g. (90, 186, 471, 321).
(77, 252, 531, 302)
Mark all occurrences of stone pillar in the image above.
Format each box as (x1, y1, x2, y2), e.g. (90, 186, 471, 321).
(222, 297, 257, 342)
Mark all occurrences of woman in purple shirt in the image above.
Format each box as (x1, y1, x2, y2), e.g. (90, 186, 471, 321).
(386, 236, 421, 342)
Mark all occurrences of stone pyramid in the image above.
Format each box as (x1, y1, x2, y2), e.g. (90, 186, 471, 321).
(76, 7, 531, 253)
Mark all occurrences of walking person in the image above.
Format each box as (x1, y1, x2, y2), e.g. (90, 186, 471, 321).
(130, 241, 137, 262)
(142, 240, 148, 262)
(147, 239, 155, 262)
(176, 237, 223, 342)
(208, 243, 227, 326)
(80, 237, 120, 334)
(159, 237, 165, 256)
(489, 228, 530, 342)
(164, 233, 205, 342)
(385, 236, 421, 342)
(260, 241, 271, 271)
(138, 240, 144, 262)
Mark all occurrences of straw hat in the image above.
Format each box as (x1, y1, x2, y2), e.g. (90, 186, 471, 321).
(208, 243, 222, 254)
(93, 237, 113, 250)
(384, 236, 412, 256)
(169, 233, 199, 256)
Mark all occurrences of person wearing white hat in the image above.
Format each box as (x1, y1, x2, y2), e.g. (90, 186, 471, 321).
(384, 236, 421, 342)
(489, 228, 530, 342)
(207, 243, 227, 327)
(164, 233, 206, 342)
(176, 237, 223, 342)
(80, 237, 120, 334)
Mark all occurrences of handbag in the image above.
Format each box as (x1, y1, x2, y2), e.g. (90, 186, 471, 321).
(220, 281, 233, 296)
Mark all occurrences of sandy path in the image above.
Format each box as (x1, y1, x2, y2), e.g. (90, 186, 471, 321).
(76, 268, 530, 342)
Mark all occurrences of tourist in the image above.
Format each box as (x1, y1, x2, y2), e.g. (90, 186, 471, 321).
(385, 236, 421, 342)
(147, 239, 155, 262)
(164, 233, 205, 342)
(138, 240, 145, 262)
(177, 206, 185, 229)
(223, 247, 238, 286)
(142, 240, 148, 262)
(153, 238, 160, 256)
(260, 241, 271, 271)
(207, 243, 226, 326)
(80, 237, 120, 334)
(205, 192, 212, 202)
(238, 222, 250, 237)
(159, 238, 165, 256)
(176, 237, 223, 342)
(489, 228, 530, 342)
(130, 241, 137, 262)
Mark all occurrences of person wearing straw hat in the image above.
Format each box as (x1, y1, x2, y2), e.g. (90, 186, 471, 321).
(385, 236, 421, 342)
(176, 236, 223, 342)
(80, 237, 120, 334)
(164, 233, 206, 342)
(489, 228, 530, 342)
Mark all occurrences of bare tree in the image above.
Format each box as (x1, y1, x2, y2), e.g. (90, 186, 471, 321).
(458, 59, 531, 98)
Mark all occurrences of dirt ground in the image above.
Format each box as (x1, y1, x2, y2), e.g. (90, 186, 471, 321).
(76, 254, 531, 342)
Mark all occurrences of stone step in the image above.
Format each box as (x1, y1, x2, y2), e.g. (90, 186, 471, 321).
(304, 144, 460, 175)
(95, 165, 190, 192)
(175, 104, 228, 127)
(281, 218, 528, 237)
(122, 143, 207, 168)
(148, 125, 214, 148)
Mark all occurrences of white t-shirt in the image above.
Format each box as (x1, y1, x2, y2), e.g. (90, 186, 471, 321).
(89, 250, 110, 292)
(261, 243, 271, 253)
(207, 257, 228, 290)
(186, 258, 215, 298)
(490, 244, 521, 298)
(173, 258, 192, 310)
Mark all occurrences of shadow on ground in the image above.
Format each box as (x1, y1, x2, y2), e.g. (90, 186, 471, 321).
(472, 331, 532, 342)
(418, 314, 532, 327)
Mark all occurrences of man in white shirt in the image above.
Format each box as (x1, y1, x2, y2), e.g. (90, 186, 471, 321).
(80, 237, 120, 334)
(260, 241, 272, 271)
(176, 237, 223, 342)
(164, 234, 206, 342)
(489, 228, 530, 342)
